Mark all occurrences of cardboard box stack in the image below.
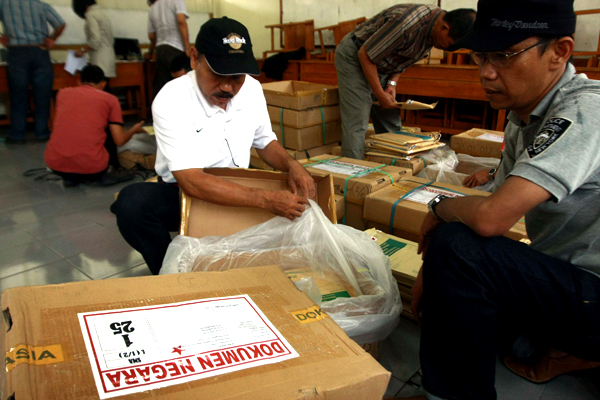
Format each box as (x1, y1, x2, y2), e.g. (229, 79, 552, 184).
(367, 228, 421, 322)
(1, 266, 391, 399)
(300, 155, 411, 230)
(364, 176, 528, 243)
(260, 81, 342, 160)
(450, 128, 504, 159)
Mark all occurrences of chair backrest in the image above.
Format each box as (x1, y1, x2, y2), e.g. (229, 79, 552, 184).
(282, 20, 315, 52)
(332, 17, 367, 46)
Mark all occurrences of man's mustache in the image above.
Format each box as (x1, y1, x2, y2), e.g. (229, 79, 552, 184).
(214, 91, 233, 99)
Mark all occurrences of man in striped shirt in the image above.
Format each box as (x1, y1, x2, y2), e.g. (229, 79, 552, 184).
(335, 4, 475, 159)
(0, 0, 65, 144)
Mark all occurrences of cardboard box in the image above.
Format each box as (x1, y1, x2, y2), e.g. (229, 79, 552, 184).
(273, 120, 342, 151)
(332, 146, 342, 156)
(343, 201, 367, 230)
(1, 265, 390, 399)
(268, 105, 340, 129)
(365, 228, 421, 286)
(249, 143, 342, 170)
(450, 128, 505, 159)
(363, 176, 528, 242)
(118, 150, 156, 170)
(180, 169, 336, 238)
(334, 194, 345, 222)
(365, 152, 427, 175)
(261, 81, 339, 111)
(300, 155, 411, 206)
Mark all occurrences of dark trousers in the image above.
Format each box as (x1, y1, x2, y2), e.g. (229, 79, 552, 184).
(153, 45, 185, 100)
(7, 47, 53, 140)
(110, 182, 180, 275)
(52, 169, 106, 183)
(419, 222, 600, 400)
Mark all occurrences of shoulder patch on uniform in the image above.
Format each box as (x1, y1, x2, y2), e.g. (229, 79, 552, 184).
(527, 117, 572, 158)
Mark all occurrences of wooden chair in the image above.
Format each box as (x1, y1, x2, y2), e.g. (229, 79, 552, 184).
(314, 17, 367, 61)
(263, 20, 315, 60)
(573, 9, 600, 68)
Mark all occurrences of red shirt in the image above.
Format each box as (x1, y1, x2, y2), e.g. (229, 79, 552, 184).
(45, 85, 123, 174)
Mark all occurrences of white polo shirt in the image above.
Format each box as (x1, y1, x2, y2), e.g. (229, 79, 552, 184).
(152, 71, 276, 183)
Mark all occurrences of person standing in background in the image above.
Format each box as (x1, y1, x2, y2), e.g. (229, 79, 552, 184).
(146, 0, 190, 99)
(72, 0, 116, 80)
(0, 0, 65, 144)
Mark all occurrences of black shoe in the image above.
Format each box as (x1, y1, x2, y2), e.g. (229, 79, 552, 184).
(4, 137, 26, 144)
(62, 178, 80, 187)
(100, 167, 135, 186)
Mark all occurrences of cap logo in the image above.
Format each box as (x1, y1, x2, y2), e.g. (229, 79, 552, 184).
(222, 33, 246, 49)
(490, 19, 549, 31)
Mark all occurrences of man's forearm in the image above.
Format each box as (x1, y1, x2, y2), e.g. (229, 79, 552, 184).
(358, 46, 385, 97)
(255, 140, 294, 172)
(51, 24, 65, 40)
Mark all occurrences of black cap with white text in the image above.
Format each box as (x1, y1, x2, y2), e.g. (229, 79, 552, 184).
(448, 0, 576, 52)
(195, 17, 260, 76)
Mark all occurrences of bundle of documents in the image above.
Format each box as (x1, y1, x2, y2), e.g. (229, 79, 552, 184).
(366, 131, 444, 156)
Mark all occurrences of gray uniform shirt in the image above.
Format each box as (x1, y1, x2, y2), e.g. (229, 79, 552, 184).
(495, 63, 600, 278)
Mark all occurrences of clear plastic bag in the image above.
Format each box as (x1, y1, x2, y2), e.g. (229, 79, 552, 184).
(417, 149, 500, 192)
(161, 200, 402, 344)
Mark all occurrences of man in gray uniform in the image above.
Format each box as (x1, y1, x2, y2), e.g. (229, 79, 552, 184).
(401, 0, 600, 399)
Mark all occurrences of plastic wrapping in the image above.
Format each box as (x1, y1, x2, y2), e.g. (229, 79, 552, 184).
(161, 200, 402, 344)
(417, 148, 500, 192)
(117, 133, 157, 155)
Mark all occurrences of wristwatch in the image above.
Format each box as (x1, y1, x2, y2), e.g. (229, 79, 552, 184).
(386, 80, 397, 87)
(427, 194, 448, 220)
(489, 168, 497, 181)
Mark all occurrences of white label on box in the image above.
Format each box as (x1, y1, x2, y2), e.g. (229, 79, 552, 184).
(477, 133, 504, 143)
(310, 160, 374, 177)
(404, 186, 464, 205)
(78, 295, 298, 399)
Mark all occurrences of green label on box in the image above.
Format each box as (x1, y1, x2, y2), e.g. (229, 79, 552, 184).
(380, 239, 407, 257)
(322, 291, 351, 302)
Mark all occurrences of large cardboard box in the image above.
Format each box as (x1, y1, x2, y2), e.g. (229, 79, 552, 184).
(1, 266, 390, 399)
(272, 120, 342, 151)
(363, 176, 528, 242)
(249, 143, 342, 170)
(261, 80, 339, 110)
(268, 105, 341, 129)
(180, 169, 336, 238)
(365, 228, 421, 287)
(300, 155, 411, 206)
(334, 194, 345, 222)
(450, 128, 505, 159)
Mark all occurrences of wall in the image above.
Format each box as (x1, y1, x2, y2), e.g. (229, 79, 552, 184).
(212, 0, 280, 59)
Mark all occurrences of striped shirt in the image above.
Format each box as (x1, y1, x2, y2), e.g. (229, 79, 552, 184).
(0, 0, 64, 46)
(353, 4, 442, 75)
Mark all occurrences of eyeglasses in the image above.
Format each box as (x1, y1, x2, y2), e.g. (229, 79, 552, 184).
(469, 39, 551, 68)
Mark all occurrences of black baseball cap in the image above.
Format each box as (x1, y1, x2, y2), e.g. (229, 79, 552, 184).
(448, 0, 576, 52)
(195, 17, 260, 76)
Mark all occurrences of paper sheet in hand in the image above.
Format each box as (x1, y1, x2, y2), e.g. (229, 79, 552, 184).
(78, 295, 298, 399)
(64, 50, 87, 75)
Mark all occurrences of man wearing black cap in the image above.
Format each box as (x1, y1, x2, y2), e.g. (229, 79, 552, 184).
(111, 17, 315, 276)
(397, 1, 600, 399)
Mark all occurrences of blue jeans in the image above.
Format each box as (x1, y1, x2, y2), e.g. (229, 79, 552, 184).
(7, 47, 53, 140)
(420, 223, 600, 400)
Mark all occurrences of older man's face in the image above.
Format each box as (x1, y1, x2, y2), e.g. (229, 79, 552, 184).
(191, 50, 245, 110)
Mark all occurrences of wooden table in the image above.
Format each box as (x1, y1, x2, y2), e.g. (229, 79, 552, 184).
(0, 60, 147, 126)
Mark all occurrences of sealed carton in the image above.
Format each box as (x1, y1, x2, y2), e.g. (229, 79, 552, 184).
(272, 120, 342, 151)
(365, 228, 421, 286)
(365, 152, 427, 175)
(334, 194, 345, 221)
(180, 169, 336, 238)
(450, 128, 505, 159)
(268, 105, 340, 129)
(363, 176, 528, 242)
(249, 143, 342, 170)
(1, 265, 390, 399)
(261, 80, 339, 110)
(300, 155, 411, 206)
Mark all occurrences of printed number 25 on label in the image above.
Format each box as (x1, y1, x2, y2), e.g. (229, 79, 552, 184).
(110, 321, 135, 348)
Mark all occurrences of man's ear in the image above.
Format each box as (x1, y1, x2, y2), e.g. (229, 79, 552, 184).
(190, 47, 199, 70)
(550, 37, 574, 70)
(98, 81, 107, 91)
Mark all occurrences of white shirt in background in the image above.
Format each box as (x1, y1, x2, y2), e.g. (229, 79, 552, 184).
(148, 0, 189, 52)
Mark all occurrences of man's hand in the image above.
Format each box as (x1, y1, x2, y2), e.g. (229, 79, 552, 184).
(0, 35, 8, 47)
(263, 190, 309, 220)
(43, 37, 55, 50)
(384, 84, 396, 99)
(75, 50, 85, 57)
(417, 212, 444, 260)
(376, 90, 397, 109)
(288, 161, 316, 199)
(463, 169, 492, 188)
(131, 120, 147, 134)
(411, 266, 424, 324)
(144, 51, 153, 60)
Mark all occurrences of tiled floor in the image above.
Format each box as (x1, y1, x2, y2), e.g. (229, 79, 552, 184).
(1, 130, 599, 399)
